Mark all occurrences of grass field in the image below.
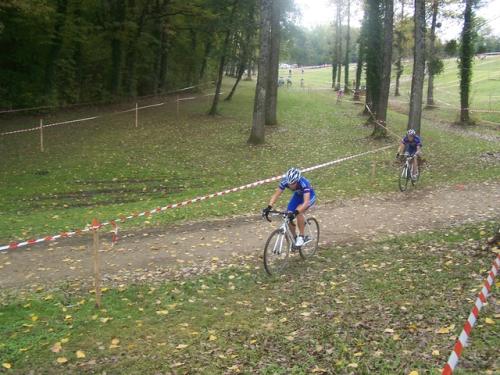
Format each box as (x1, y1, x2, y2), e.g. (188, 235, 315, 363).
(288, 55, 500, 126)
(0, 62, 499, 243)
(0, 221, 498, 373)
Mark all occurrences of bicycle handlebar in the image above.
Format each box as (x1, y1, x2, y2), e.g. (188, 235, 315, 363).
(263, 210, 289, 222)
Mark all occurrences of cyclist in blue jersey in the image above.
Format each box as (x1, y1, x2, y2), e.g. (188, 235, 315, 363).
(397, 129, 422, 181)
(262, 168, 316, 247)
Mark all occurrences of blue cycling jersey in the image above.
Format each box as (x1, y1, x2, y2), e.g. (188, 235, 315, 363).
(401, 135, 422, 150)
(279, 176, 315, 196)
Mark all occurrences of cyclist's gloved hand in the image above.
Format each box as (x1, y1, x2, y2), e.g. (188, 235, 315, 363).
(287, 209, 299, 221)
(262, 205, 272, 217)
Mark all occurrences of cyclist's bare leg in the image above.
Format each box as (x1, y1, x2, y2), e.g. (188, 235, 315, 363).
(297, 213, 305, 236)
(412, 157, 419, 177)
(288, 222, 297, 238)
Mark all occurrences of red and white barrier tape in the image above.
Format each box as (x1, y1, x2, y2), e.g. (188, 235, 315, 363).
(442, 254, 500, 375)
(0, 82, 214, 115)
(0, 116, 99, 136)
(389, 98, 500, 114)
(1, 90, 222, 136)
(0, 145, 392, 252)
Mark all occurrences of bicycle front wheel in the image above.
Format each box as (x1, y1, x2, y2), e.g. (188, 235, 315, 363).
(300, 218, 320, 259)
(399, 165, 409, 192)
(263, 229, 291, 276)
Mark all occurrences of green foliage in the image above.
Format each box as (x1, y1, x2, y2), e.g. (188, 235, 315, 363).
(444, 39, 458, 57)
(282, 24, 360, 66)
(428, 57, 444, 76)
(0, 0, 259, 109)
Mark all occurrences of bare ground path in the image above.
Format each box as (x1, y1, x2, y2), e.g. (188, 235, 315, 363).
(1, 181, 498, 291)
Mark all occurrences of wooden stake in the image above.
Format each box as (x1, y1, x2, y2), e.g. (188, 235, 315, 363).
(371, 160, 376, 183)
(39, 119, 44, 152)
(176, 95, 180, 118)
(135, 102, 139, 128)
(92, 218, 102, 308)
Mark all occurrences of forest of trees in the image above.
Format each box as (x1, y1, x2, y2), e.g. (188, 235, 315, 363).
(0, 0, 293, 109)
(1, 0, 498, 131)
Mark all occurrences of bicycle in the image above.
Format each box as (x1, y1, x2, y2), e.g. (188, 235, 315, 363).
(262, 210, 320, 275)
(398, 153, 419, 192)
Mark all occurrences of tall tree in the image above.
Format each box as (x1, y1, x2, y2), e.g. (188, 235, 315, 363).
(426, 0, 439, 106)
(248, 0, 272, 144)
(343, 0, 351, 92)
(225, 6, 257, 101)
(335, 1, 343, 90)
(354, 5, 368, 101)
(209, 0, 239, 116)
(393, 0, 406, 96)
(43, 0, 69, 98)
(372, 0, 393, 137)
(458, 0, 475, 124)
(365, 0, 383, 113)
(265, 0, 281, 125)
(407, 0, 426, 133)
(108, 0, 127, 96)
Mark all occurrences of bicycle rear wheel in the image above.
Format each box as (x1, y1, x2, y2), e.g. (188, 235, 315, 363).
(300, 218, 320, 259)
(263, 229, 291, 275)
(399, 165, 410, 192)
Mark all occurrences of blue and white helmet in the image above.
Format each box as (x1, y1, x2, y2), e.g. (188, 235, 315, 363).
(285, 167, 301, 184)
(407, 129, 416, 136)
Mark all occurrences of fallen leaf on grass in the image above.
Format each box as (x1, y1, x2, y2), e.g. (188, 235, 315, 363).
(484, 318, 494, 325)
(208, 335, 217, 341)
(408, 371, 419, 375)
(176, 344, 189, 349)
(56, 357, 68, 364)
(2, 363, 11, 369)
(156, 310, 169, 315)
(383, 328, 394, 334)
(109, 338, 120, 349)
(436, 324, 455, 334)
(432, 350, 440, 356)
(76, 350, 86, 359)
(311, 366, 328, 373)
(347, 363, 358, 368)
(51, 342, 62, 353)
(300, 311, 311, 317)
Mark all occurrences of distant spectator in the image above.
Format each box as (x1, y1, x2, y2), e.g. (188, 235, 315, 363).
(336, 89, 344, 103)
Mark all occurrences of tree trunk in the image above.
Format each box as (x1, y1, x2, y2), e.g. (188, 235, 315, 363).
(225, 63, 245, 101)
(372, 0, 393, 138)
(199, 39, 212, 80)
(248, 0, 272, 144)
(43, 0, 69, 98)
(336, 0, 343, 89)
(365, 0, 383, 115)
(265, 0, 281, 125)
(156, 26, 168, 93)
(394, 0, 405, 96)
(407, 0, 425, 134)
(426, 0, 438, 106)
(332, 64, 337, 88)
(124, 3, 148, 96)
(344, 0, 351, 92)
(209, 1, 238, 116)
(459, 0, 474, 124)
(110, 0, 127, 96)
(355, 8, 367, 101)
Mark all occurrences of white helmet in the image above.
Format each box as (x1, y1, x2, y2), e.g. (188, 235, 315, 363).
(407, 129, 416, 136)
(285, 168, 301, 184)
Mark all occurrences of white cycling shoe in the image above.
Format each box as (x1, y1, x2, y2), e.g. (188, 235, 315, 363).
(295, 235, 305, 247)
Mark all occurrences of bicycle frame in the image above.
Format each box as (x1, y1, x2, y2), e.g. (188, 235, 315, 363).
(268, 211, 314, 248)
